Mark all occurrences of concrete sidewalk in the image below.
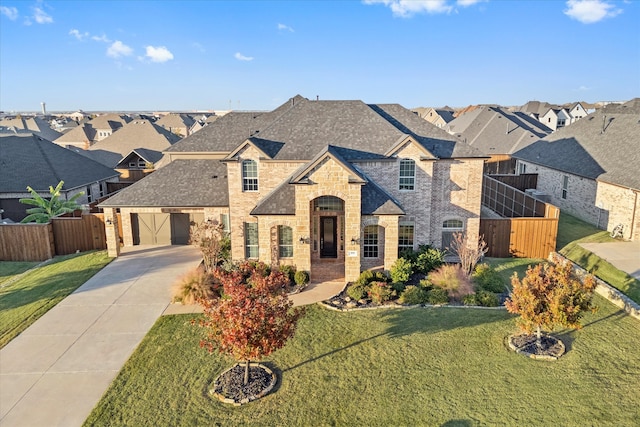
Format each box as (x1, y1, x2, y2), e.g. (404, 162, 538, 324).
(0, 245, 202, 427)
(579, 241, 640, 280)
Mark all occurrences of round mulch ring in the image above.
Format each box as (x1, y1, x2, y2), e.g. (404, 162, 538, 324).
(508, 334, 566, 361)
(210, 363, 277, 406)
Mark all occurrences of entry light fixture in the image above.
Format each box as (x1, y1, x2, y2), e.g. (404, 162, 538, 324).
(106, 218, 113, 225)
(350, 237, 359, 245)
(299, 236, 309, 244)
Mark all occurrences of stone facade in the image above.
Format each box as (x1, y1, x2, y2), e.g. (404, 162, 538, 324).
(518, 160, 639, 241)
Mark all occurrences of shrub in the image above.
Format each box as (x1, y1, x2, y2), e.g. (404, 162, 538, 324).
(426, 287, 449, 305)
(355, 270, 388, 286)
(399, 285, 428, 305)
(391, 281, 406, 294)
(463, 293, 478, 306)
(390, 258, 413, 284)
(419, 278, 433, 289)
(279, 264, 297, 286)
(429, 264, 474, 301)
(294, 270, 310, 286)
(346, 282, 370, 301)
(414, 245, 445, 274)
(472, 263, 506, 293)
(368, 281, 395, 305)
(476, 290, 501, 307)
(171, 268, 218, 304)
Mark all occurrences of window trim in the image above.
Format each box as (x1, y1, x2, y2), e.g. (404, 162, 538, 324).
(363, 225, 379, 259)
(278, 225, 294, 258)
(242, 159, 259, 192)
(398, 159, 416, 191)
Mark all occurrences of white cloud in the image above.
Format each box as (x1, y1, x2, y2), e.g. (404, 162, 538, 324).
(0, 6, 19, 20)
(145, 45, 174, 63)
(32, 6, 52, 24)
(234, 52, 254, 61)
(278, 23, 294, 32)
(107, 40, 133, 58)
(92, 34, 111, 43)
(457, 0, 485, 6)
(564, 0, 622, 24)
(363, 0, 453, 17)
(69, 29, 89, 41)
(577, 85, 591, 91)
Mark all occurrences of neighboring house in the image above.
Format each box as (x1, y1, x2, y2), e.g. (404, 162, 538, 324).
(189, 120, 206, 135)
(0, 116, 62, 141)
(100, 95, 487, 282)
(415, 107, 455, 128)
(155, 113, 196, 138)
(567, 102, 589, 123)
(81, 119, 181, 171)
(538, 107, 572, 131)
(114, 148, 164, 182)
(513, 98, 640, 241)
(518, 101, 590, 131)
(0, 133, 120, 221)
(446, 106, 552, 174)
(54, 113, 132, 149)
(66, 110, 87, 121)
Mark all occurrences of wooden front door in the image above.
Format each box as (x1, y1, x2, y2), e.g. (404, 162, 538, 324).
(320, 216, 337, 258)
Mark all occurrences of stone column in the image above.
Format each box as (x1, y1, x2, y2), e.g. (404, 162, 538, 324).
(104, 208, 121, 258)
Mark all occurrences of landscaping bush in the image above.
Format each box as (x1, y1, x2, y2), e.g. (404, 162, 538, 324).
(391, 281, 406, 293)
(472, 263, 506, 293)
(355, 270, 389, 286)
(429, 264, 474, 301)
(399, 285, 428, 305)
(414, 245, 445, 274)
(368, 281, 395, 304)
(390, 258, 412, 284)
(294, 270, 310, 286)
(279, 264, 297, 285)
(426, 287, 449, 305)
(346, 282, 370, 301)
(462, 291, 501, 307)
(171, 268, 219, 304)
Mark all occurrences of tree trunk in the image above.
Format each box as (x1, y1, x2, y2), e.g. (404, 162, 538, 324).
(536, 325, 542, 350)
(244, 359, 250, 385)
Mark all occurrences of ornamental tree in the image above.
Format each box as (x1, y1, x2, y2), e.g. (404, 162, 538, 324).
(197, 262, 305, 384)
(19, 180, 84, 223)
(448, 232, 488, 278)
(505, 261, 597, 349)
(189, 219, 231, 271)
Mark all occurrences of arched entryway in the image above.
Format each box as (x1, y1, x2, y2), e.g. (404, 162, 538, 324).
(310, 196, 345, 282)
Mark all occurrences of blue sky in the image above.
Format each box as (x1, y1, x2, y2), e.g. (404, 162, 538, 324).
(1, 0, 638, 112)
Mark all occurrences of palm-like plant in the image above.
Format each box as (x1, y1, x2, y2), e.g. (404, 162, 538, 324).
(19, 181, 84, 223)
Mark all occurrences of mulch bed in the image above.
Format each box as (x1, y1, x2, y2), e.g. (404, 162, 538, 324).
(508, 334, 566, 360)
(211, 363, 277, 405)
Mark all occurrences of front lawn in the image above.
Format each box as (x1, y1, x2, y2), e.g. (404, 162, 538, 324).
(556, 212, 640, 304)
(484, 257, 543, 285)
(0, 250, 112, 348)
(0, 261, 39, 285)
(85, 298, 639, 426)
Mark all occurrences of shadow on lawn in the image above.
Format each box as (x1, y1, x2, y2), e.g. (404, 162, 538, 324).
(441, 420, 474, 427)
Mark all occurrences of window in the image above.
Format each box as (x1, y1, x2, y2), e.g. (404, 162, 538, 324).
(562, 175, 569, 199)
(220, 213, 230, 234)
(242, 160, 258, 191)
(244, 222, 258, 258)
(86, 185, 92, 202)
(398, 224, 414, 254)
(278, 225, 293, 258)
(442, 219, 464, 252)
(313, 196, 344, 211)
(363, 225, 379, 258)
(517, 162, 527, 175)
(399, 159, 415, 190)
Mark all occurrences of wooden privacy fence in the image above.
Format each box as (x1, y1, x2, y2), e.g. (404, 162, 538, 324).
(481, 175, 559, 258)
(0, 213, 122, 262)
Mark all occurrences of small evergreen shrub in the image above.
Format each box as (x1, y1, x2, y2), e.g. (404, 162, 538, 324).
(279, 264, 297, 285)
(355, 270, 388, 286)
(346, 282, 370, 301)
(399, 285, 428, 305)
(476, 290, 501, 307)
(294, 270, 310, 286)
(368, 281, 395, 304)
(472, 263, 506, 293)
(390, 258, 413, 284)
(463, 293, 478, 306)
(419, 278, 433, 289)
(414, 246, 445, 274)
(391, 281, 406, 293)
(426, 287, 449, 305)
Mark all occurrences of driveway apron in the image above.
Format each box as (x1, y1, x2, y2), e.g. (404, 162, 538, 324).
(0, 245, 202, 427)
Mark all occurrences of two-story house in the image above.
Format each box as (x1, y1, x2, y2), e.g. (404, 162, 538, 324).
(100, 96, 487, 282)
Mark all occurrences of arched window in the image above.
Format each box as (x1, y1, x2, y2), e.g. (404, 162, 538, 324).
(278, 225, 293, 258)
(399, 159, 415, 191)
(242, 160, 258, 191)
(363, 225, 379, 258)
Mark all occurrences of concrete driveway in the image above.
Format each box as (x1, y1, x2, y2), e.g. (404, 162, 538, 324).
(0, 245, 202, 427)
(579, 241, 640, 280)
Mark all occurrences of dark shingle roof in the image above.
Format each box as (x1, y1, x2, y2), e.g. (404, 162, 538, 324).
(361, 180, 404, 215)
(115, 148, 164, 169)
(446, 106, 552, 155)
(250, 180, 296, 215)
(99, 159, 228, 207)
(0, 134, 119, 192)
(513, 101, 640, 190)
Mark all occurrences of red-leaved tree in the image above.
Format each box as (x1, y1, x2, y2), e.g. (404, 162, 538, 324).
(505, 261, 597, 349)
(197, 262, 305, 384)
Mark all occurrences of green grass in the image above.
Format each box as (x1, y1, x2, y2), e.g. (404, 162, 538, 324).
(0, 261, 39, 285)
(556, 212, 640, 304)
(0, 250, 112, 348)
(484, 257, 544, 285)
(85, 299, 640, 427)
